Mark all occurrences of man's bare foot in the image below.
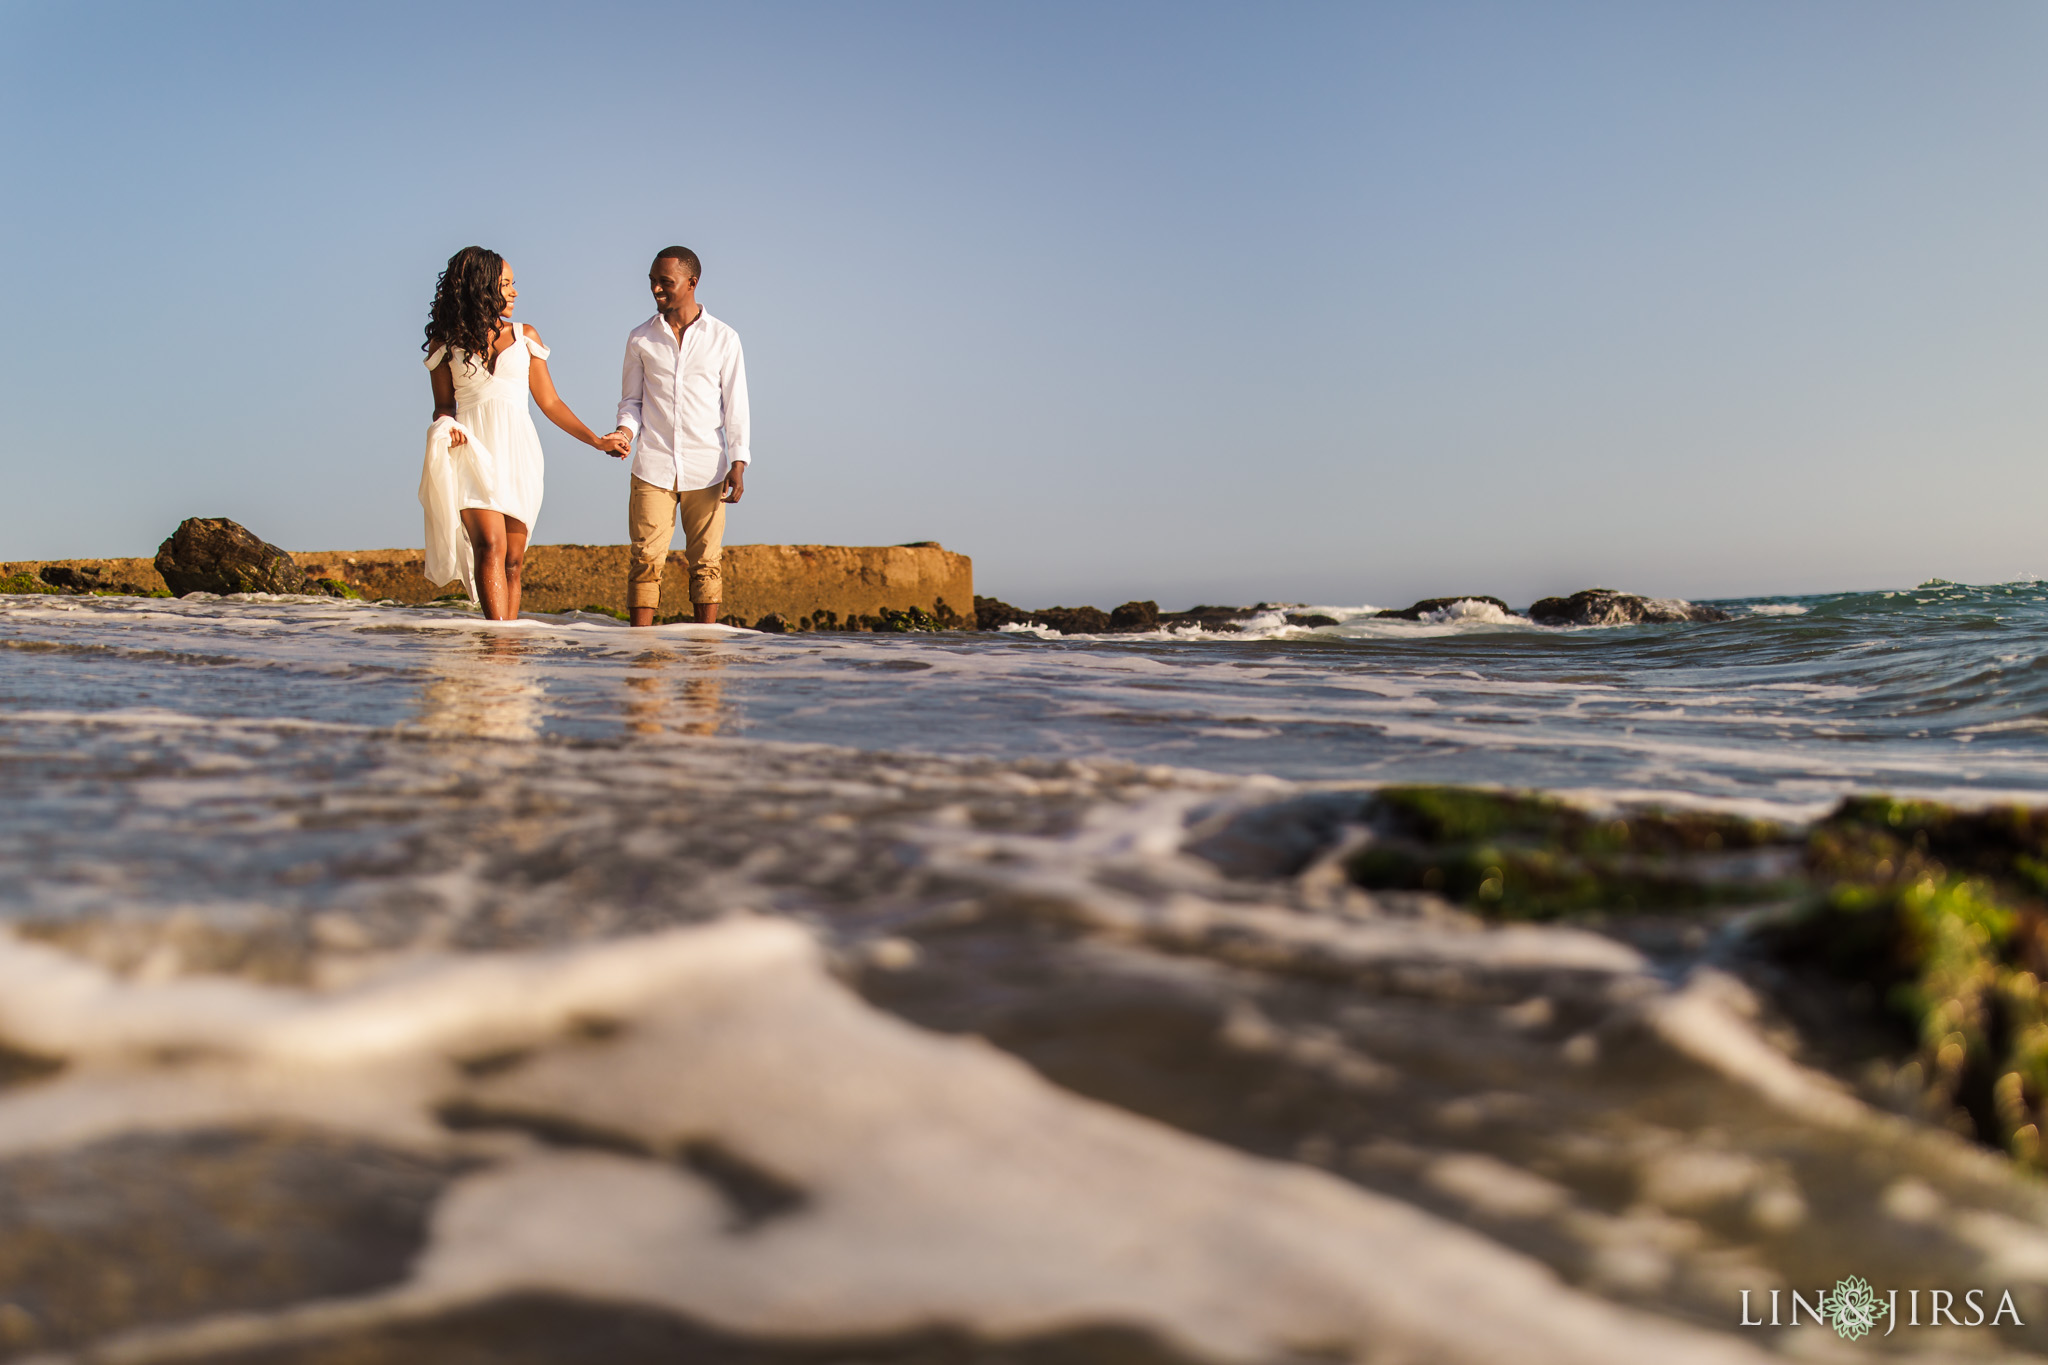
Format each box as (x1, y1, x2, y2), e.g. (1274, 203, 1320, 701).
(630, 607, 655, 628)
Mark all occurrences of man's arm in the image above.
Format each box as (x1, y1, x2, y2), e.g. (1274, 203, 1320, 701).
(614, 333, 645, 455)
(720, 334, 749, 501)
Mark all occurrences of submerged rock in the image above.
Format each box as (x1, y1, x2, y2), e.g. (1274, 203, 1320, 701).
(973, 599, 1113, 635)
(1029, 605, 1111, 635)
(1526, 588, 1730, 626)
(1373, 596, 1513, 622)
(0, 1128, 455, 1357)
(1155, 605, 1257, 633)
(154, 518, 301, 597)
(1345, 786, 1791, 919)
(974, 597, 1278, 634)
(1331, 784, 2048, 1173)
(1764, 797, 2048, 1166)
(972, 596, 1028, 631)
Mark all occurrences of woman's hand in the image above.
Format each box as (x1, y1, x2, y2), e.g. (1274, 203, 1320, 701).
(593, 430, 631, 458)
(447, 425, 468, 448)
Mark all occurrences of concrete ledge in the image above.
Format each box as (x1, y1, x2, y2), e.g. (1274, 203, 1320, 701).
(3, 543, 974, 630)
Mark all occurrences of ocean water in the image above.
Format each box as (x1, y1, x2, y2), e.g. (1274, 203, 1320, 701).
(2, 583, 2047, 1362)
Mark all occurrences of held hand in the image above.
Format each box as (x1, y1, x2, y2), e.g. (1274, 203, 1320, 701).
(602, 427, 634, 459)
(447, 426, 468, 448)
(723, 463, 746, 504)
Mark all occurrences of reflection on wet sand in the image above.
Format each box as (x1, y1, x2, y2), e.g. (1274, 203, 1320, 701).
(410, 634, 546, 741)
(624, 647, 729, 738)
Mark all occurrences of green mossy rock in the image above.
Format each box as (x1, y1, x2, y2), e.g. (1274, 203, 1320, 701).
(1349, 786, 1789, 919)
(1769, 798, 2048, 1164)
(1346, 785, 2048, 1167)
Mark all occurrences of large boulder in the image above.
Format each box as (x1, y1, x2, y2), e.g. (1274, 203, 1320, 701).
(1029, 605, 1112, 635)
(154, 518, 301, 597)
(1109, 600, 1160, 632)
(974, 595, 1029, 631)
(1526, 588, 1730, 626)
(1373, 595, 1512, 621)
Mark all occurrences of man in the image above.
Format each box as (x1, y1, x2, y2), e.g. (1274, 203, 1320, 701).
(610, 246, 750, 626)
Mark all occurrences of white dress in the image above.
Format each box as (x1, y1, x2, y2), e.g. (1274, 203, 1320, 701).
(419, 327, 549, 597)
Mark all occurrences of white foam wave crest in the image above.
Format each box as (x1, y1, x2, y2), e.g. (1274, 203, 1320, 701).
(0, 919, 1775, 1365)
(998, 602, 1547, 644)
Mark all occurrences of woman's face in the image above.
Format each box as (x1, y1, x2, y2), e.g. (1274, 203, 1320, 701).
(499, 263, 517, 316)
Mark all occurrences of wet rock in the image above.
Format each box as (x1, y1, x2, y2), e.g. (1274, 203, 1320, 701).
(1525, 589, 1730, 626)
(38, 565, 101, 592)
(304, 577, 364, 600)
(1374, 596, 1511, 621)
(974, 599, 1113, 634)
(21, 565, 156, 597)
(875, 607, 943, 633)
(1332, 784, 2048, 1173)
(202, 1295, 1204, 1365)
(753, 613, 789, 634)
(1285, 613, 1340, 628)
(973, 596, 1028, 631)
(0, 1127, 457, 1356)
(1029, 605, 1112, 635)
(974, 599, 1269, 635)
(154, 518, 301, 596)
(1762, 796, 2048, 1165)
(1154, 605, 1257, 633)
(1109, 600, 1159, 632)
(1344, 786, 1792, 920)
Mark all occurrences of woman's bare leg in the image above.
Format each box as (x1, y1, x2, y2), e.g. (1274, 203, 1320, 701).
(461, 509, 511, 620)
(503, 518, 530, 618)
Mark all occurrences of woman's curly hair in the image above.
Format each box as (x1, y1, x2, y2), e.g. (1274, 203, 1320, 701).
(423, 246, 508, 373)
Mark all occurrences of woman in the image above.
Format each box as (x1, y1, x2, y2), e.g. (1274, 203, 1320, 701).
(421, 246, 625, 620)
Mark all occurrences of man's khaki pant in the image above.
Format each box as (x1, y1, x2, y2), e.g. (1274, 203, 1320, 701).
(628, 475, 725, 610)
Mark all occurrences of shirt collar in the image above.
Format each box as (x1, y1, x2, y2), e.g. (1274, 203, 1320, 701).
(647, 306, 707, 340)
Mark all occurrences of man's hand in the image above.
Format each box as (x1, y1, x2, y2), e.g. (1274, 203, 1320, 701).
(603, 426, 633, 459)
(722, 462, 746, 504)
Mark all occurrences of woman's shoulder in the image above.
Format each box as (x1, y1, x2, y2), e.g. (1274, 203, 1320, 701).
(520, 323, 550, 359)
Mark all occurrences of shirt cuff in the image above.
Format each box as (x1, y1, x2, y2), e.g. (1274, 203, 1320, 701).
(728, 447, 750, 466)
(615, 414, 641, 437)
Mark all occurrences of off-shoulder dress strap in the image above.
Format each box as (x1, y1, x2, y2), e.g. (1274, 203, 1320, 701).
(523, 324, 550, 361)
(424, 343, 449, 370)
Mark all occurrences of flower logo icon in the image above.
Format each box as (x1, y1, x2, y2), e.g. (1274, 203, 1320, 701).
(1822, 1276, 1888, 1341)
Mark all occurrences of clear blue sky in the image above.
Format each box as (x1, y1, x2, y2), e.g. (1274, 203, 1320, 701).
(3, 1, 2043, 608)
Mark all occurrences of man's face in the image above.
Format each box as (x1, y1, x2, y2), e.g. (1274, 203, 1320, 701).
(650, 260, 695, 314)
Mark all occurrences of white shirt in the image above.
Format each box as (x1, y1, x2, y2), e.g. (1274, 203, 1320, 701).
(616, 308, 751, 492)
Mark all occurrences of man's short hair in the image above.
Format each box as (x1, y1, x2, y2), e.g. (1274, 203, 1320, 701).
(653, 246, 701, 282)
